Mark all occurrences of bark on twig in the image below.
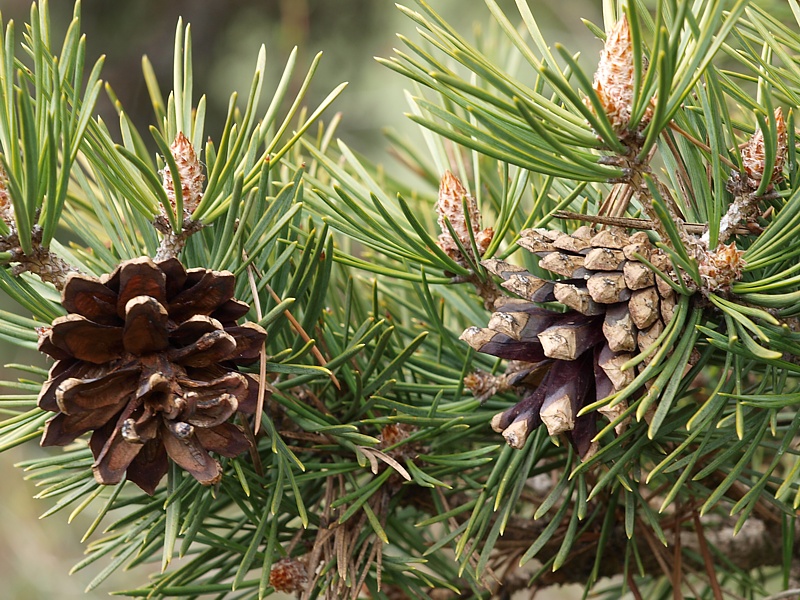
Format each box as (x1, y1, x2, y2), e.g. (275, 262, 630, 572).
(554, 210, 752, 237)
(153, 214, 205, 261)
(0, 225, 82, 291)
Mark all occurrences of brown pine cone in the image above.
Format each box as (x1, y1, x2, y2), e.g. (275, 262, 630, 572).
(36, 256, 267, 494)
(464, 226, 678, 458)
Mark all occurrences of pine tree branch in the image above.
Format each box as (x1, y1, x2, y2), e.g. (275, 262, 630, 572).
(406, 488, 794, 592)
(153, 215, 204, 261)
(0, 226, 82, 290)
(554, 210, 752, 236)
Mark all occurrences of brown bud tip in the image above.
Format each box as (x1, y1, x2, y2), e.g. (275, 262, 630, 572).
(587, 14, 653, 137)
(436, 170, 493, 263)
(0, 161, 12, 226)
(269, 557, 308, 593)
(379, 423, 415, 449)
(162, 132, 205, 213)
(698, 242, 745, 291)
(741, 108, 787, 190)
(465, 370, 510, 403)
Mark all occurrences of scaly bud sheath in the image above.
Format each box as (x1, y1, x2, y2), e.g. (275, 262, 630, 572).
(0, 161, 12, 227)
(162, 132, 205, 214)
(714, 108, 787, 246)
(697, 242, 745, 292)
(269, 558, 308, 594)
(436, 170, 493, 264)
(586, 14, 653, 139)
(741, 107, 787, 191)
(154, 133, 206, 261)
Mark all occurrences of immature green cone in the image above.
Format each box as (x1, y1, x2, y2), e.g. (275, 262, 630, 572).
(36, 256, 266, 494)
(464, 226, 678, 457)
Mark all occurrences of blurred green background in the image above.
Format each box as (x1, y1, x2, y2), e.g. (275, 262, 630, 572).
(0, 1, 594, 597)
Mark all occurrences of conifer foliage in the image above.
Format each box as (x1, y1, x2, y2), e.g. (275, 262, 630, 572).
(1, 0, 800, 598)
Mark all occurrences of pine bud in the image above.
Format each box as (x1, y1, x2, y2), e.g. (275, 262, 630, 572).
(0, 161, 13, 226)
(698, 242, 745, 292)
(379, 423, 419, 461)
(269, 557, 308, 593)
(740, 108, 787, 191)
(464, 370, 511, 403)
(587, 14, 653, 139)
(379, 423, 414, 449)
(436, 170, 493, 264)
(162, 132, 205, 213)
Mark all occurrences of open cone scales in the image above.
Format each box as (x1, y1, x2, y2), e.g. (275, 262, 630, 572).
(463, 226, 678, 458)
